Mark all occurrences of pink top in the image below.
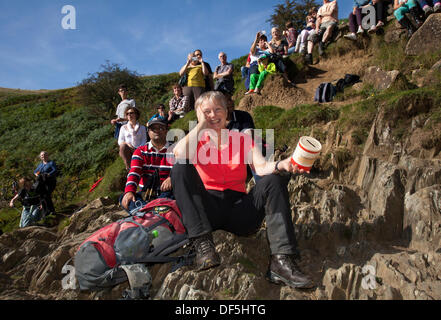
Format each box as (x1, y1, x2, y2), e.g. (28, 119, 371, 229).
(192, 130, 254, 193)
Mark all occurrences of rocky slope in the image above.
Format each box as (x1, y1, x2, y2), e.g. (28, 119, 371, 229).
(1, 15, 441, 300)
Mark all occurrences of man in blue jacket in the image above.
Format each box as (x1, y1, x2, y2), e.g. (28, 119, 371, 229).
(34, 151, 57, 215)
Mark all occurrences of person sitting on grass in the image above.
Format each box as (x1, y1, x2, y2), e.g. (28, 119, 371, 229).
(418, 0, 441, 16)
(295, 7, 318, 56)
(118, 106, 147, 170)
(283, 21, 298, 55)
(367, 0, 391, 33)
(9, 177, 43, 228)
(149, 104, 170, 123)
(246, 54, 277, 95)
(393, 0, 424, 37)
(248, 32, 270, 94)
(121, 118, 174, 214)
(305, 0, 339, 62)
(268, 27, 294, 86)
(169, 84, 189, 123)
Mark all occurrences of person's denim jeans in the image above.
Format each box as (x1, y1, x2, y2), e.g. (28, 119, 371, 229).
(19, 205, 42, 228)
(287, 46, 296, 55)
(241, 66, 250, 90)
(394, 0, 418, 21)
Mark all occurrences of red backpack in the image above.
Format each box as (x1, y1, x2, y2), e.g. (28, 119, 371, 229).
(74, 198, 190, 295)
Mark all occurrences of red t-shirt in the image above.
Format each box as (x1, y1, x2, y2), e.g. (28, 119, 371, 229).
(193, 130, 254, 193)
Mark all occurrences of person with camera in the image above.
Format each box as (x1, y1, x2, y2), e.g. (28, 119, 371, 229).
(246, 31, 270, 95)
(121, 118, 174, 214)
(179, 51, 208, 111)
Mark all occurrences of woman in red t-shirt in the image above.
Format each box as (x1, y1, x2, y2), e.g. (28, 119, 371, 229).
(171, 91, 314, 290)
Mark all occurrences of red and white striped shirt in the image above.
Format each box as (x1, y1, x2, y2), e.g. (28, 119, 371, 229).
(124, 141, 174, 194)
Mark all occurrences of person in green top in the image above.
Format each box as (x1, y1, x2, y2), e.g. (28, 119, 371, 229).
(246, 54, 277, 95)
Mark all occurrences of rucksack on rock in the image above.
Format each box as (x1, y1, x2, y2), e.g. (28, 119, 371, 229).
(74, 198, 190, 298)
(314, 82, 337, 103)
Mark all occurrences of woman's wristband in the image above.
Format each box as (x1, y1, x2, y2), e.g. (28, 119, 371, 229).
(274, 160, 281, 173)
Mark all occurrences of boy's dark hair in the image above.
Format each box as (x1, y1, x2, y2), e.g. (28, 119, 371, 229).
(157, 104, 165, 110)
(118, 84, 128, 91)
(260, 34, 268, 42)
(285, 21, 293, 29)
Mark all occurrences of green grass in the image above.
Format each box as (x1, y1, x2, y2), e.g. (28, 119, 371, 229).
(252, 103, 339, 148)
(169, 110, 197, 133)
(0, 207, 21, 233)
(86, 157, 127, 203)
(252, 106, 285, 130)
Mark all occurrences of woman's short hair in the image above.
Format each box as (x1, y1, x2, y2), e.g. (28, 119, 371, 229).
(125, 106, 140, 120)
(195, 91, 228, 111)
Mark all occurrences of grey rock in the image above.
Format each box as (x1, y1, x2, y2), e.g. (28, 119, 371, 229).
(406, 14, 441, 56)
(363, 66, 402, 91)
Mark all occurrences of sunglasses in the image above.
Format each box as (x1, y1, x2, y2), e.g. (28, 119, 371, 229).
(149, 126, 166, 131)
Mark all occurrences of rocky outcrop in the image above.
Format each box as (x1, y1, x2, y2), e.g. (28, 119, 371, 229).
(403, 185, 441, 252)
(362, 66, 407, 91)
(406, 13, 441, 56)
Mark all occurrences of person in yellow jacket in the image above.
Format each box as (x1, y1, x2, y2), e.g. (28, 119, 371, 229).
(246, 54, 277, 95)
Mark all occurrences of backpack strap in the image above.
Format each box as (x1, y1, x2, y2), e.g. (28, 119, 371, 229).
(120, 264, 152, 300)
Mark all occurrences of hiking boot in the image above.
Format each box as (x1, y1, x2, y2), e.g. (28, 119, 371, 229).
(304, 53, 313, 65)
(409, 7, 424, 28)
(357, 25, 364, 34)
(192, 234, 221, 271)
(245, 89, 254, 95)
(398, 16, 417, 38)
(423, 5, 434, 17)
(434, 2, 441, 13)
(318, 41, 324, 56)
(344, 32, 357, 41)
(266, 254, 314, 289)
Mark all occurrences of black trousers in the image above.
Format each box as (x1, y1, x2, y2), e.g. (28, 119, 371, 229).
(171, 163, 298, 255)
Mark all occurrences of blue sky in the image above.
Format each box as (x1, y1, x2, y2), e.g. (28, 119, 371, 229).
(0, 0, 352, 90)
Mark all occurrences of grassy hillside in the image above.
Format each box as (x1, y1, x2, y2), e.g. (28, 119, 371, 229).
(1, 23, 441, 234)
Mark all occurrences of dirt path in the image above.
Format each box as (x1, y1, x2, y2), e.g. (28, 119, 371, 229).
(296, 54, 369, 103)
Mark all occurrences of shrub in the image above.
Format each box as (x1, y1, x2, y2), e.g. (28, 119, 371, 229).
(77, 61, 143, 116)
